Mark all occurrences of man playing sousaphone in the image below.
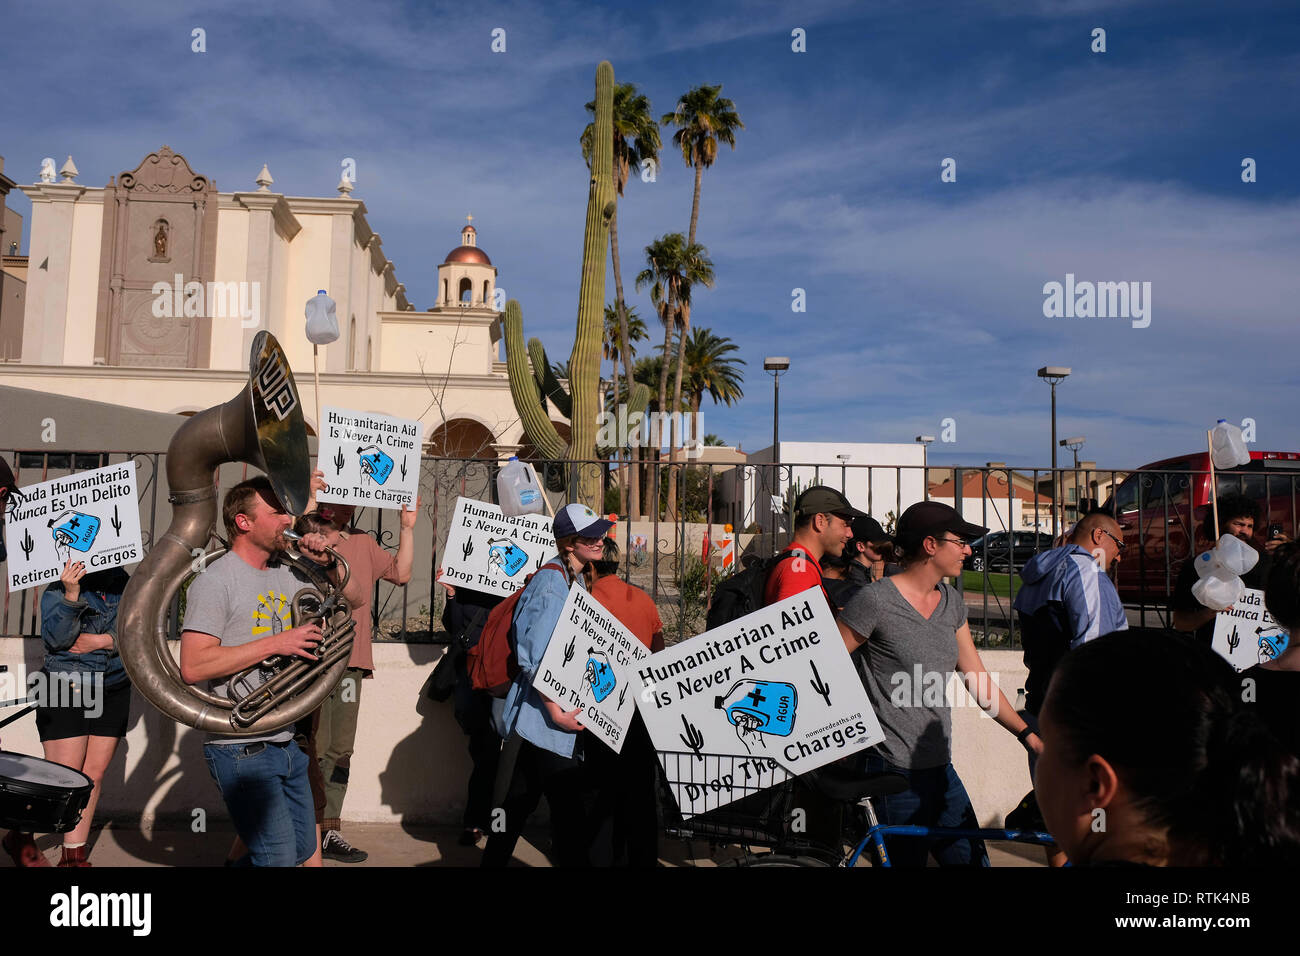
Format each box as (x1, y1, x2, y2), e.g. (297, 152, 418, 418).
(178, 476, 332, 867)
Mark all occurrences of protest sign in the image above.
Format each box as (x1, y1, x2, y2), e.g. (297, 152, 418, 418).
(634, 586, 883, 818)
(1211, 587, 1290, 672)
(5, 462, 143, 592)
(316, 406, 423, 509)
(532, 583, 650, 753)
(438, 497, 555, 597)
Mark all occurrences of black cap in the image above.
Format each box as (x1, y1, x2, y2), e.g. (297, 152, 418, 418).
(894, 501, 987, 549)
(850, 515, 892, 545)
(793, 485, 867, 520)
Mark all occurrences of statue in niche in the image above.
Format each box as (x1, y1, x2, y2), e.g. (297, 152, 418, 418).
(153, 221, 168, 259)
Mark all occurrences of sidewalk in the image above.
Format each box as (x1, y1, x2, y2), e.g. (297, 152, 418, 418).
(3, 821, 1044, 867)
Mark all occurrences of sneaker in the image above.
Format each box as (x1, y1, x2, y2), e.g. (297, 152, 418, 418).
(321, 829, 368, 863)
(3, 831, 52, 868)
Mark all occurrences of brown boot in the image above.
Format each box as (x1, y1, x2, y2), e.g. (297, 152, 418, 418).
(3, 831, 52, 867)
(57, 845, 92, 867)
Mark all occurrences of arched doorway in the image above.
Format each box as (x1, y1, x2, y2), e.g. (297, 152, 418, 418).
(428, 418, 497, 459)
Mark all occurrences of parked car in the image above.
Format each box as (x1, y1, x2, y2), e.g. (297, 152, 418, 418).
(1101, 451, 1300, 603)
(963, 531, 1056, 573)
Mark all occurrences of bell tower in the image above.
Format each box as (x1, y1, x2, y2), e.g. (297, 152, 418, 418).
(435, 215, 496, 311)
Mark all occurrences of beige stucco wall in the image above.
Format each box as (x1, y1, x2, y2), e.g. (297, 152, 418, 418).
(211, 206, 251, 371)
(0, 643, 1032, 828)
(64, 196, 104, 366)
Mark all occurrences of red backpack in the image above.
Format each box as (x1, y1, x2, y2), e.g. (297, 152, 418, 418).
(467, 560, 567, 698)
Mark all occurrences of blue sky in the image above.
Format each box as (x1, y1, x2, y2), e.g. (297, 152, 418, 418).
(3, 0, 1298, 468)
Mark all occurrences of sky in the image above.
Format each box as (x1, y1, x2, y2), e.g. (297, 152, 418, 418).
(2, 0, 1298, 469)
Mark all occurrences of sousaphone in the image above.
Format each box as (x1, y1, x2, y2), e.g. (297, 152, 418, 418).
(117, 331, 354, 734)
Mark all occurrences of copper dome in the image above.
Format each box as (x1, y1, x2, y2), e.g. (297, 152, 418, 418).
(444, 245, 492, 265)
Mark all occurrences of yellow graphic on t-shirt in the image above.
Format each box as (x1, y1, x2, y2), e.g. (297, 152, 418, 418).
(251, 590, 290, 637)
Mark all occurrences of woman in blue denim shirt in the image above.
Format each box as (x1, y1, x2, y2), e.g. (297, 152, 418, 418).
(3, 560, 131, 868)
(481, 504, 612, 867)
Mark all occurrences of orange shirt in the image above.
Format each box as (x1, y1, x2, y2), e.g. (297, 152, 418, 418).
(334, 531, 402, 671)
(591, 575, 664, 652)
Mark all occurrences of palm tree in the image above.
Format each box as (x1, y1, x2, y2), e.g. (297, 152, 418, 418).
(584, 83, 660, 518)
(635, 235, 713, 519)
(680, 327, 745, 422)
(602, 302, 647, 411)
(661, 84, 744, 247)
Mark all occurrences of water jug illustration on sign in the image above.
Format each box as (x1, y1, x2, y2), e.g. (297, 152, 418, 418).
(583, 648, 617, 703)
(48, 510, 101, 558)
(486, 538, 529, 577)
(716, 679, 797, 752)
(358, 445, 394, 485)
(1258, 626, 1290, 664)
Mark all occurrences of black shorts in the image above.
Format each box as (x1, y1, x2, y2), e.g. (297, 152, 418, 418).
(35, 679, 131, 742)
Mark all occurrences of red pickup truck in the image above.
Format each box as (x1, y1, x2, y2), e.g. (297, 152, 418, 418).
(1102, 451, 1300, 603)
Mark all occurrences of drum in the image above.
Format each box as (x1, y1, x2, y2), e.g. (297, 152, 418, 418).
(0, 751, 94, 833)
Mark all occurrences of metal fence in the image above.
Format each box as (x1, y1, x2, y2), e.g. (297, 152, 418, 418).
(5, 449, 1299, 648)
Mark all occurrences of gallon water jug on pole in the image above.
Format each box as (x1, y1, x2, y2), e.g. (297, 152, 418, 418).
(304, 290, 339, 438)
(497, 457, 544, 517)
(1210, 420, 1250, 471)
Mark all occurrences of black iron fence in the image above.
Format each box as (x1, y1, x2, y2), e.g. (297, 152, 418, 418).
(4, 449, 1299, 648)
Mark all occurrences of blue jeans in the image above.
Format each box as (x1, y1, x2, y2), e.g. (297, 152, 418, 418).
(204, 739, 316, 867)
(865, 755, 989, 868)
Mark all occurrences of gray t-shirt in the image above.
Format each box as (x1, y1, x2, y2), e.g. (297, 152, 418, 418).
(182, 551, 309, 745)
(839, 578, 967, 770)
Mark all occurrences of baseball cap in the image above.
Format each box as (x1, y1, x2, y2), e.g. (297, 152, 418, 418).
(894, 501, 987, 549)
(793, 485, 867, 520)
(850, 515, 893, 545)
(554, 503, 614, 540)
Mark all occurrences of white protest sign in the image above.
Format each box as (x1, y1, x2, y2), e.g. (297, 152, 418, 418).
(5, 462, 143, 593)
(634, 586, 883, 818)
(316, 406, 423, 509)
(1211, 587, 1290, 672)
(532, 583, 650, 753)
(438, 497, 555, 597)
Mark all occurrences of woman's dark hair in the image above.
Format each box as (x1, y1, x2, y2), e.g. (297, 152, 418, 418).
(1264, 538, 1300, 633)
(58, 565, 130, 595)
(294, 511, 335, 537)
(1044, 631, 1300, 865)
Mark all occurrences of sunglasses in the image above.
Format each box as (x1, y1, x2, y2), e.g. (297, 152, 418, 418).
(1099, 529, 1127, 553)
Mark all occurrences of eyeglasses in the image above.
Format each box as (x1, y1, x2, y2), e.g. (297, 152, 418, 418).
(935, 536, 970, 549)
(1099, 529, 1127, 553)
(576, 535, 604, 547)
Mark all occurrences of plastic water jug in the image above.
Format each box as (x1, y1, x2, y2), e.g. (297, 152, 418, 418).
(1191, 570, 1242, 611)
(583, 648, 617, 703)
(1210, 420, 1250, 470)
(357, 445, 394, 484)
(497, 457, 544, 517)
(305, 290, 340, 345)
(715, 679, 798, 738)
(48, 511, 100, 552)
(1193, 535, 1258, 579)
(486, 538, 529, 577)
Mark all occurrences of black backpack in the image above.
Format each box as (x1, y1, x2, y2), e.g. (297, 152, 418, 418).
(705, 550, 805, 630)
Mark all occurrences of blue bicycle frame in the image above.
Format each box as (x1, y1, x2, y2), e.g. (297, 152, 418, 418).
(849, 824, 1058, 867)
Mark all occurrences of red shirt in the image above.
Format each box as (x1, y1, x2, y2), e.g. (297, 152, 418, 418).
(591, 575, 664, 652)
(763, 546, 829, 608)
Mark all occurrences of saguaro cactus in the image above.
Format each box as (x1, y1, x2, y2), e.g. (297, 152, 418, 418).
(504, 60, 648, 507)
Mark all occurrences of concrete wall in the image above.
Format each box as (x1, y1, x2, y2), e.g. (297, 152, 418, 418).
(0, 642, 1031, 828)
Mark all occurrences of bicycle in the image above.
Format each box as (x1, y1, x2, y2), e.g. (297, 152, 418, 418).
(657, 750, 1056, 867)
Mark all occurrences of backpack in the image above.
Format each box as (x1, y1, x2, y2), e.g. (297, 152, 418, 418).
(467, 560, 566, 698)
(705, 550, 807, 631)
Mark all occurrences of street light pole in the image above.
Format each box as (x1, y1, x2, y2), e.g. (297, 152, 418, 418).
(763, 357, 790, 540)
(916, 435, 935, 501)
(1038, 367, 1071, 536)
(1061, 436, 1085, 518)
